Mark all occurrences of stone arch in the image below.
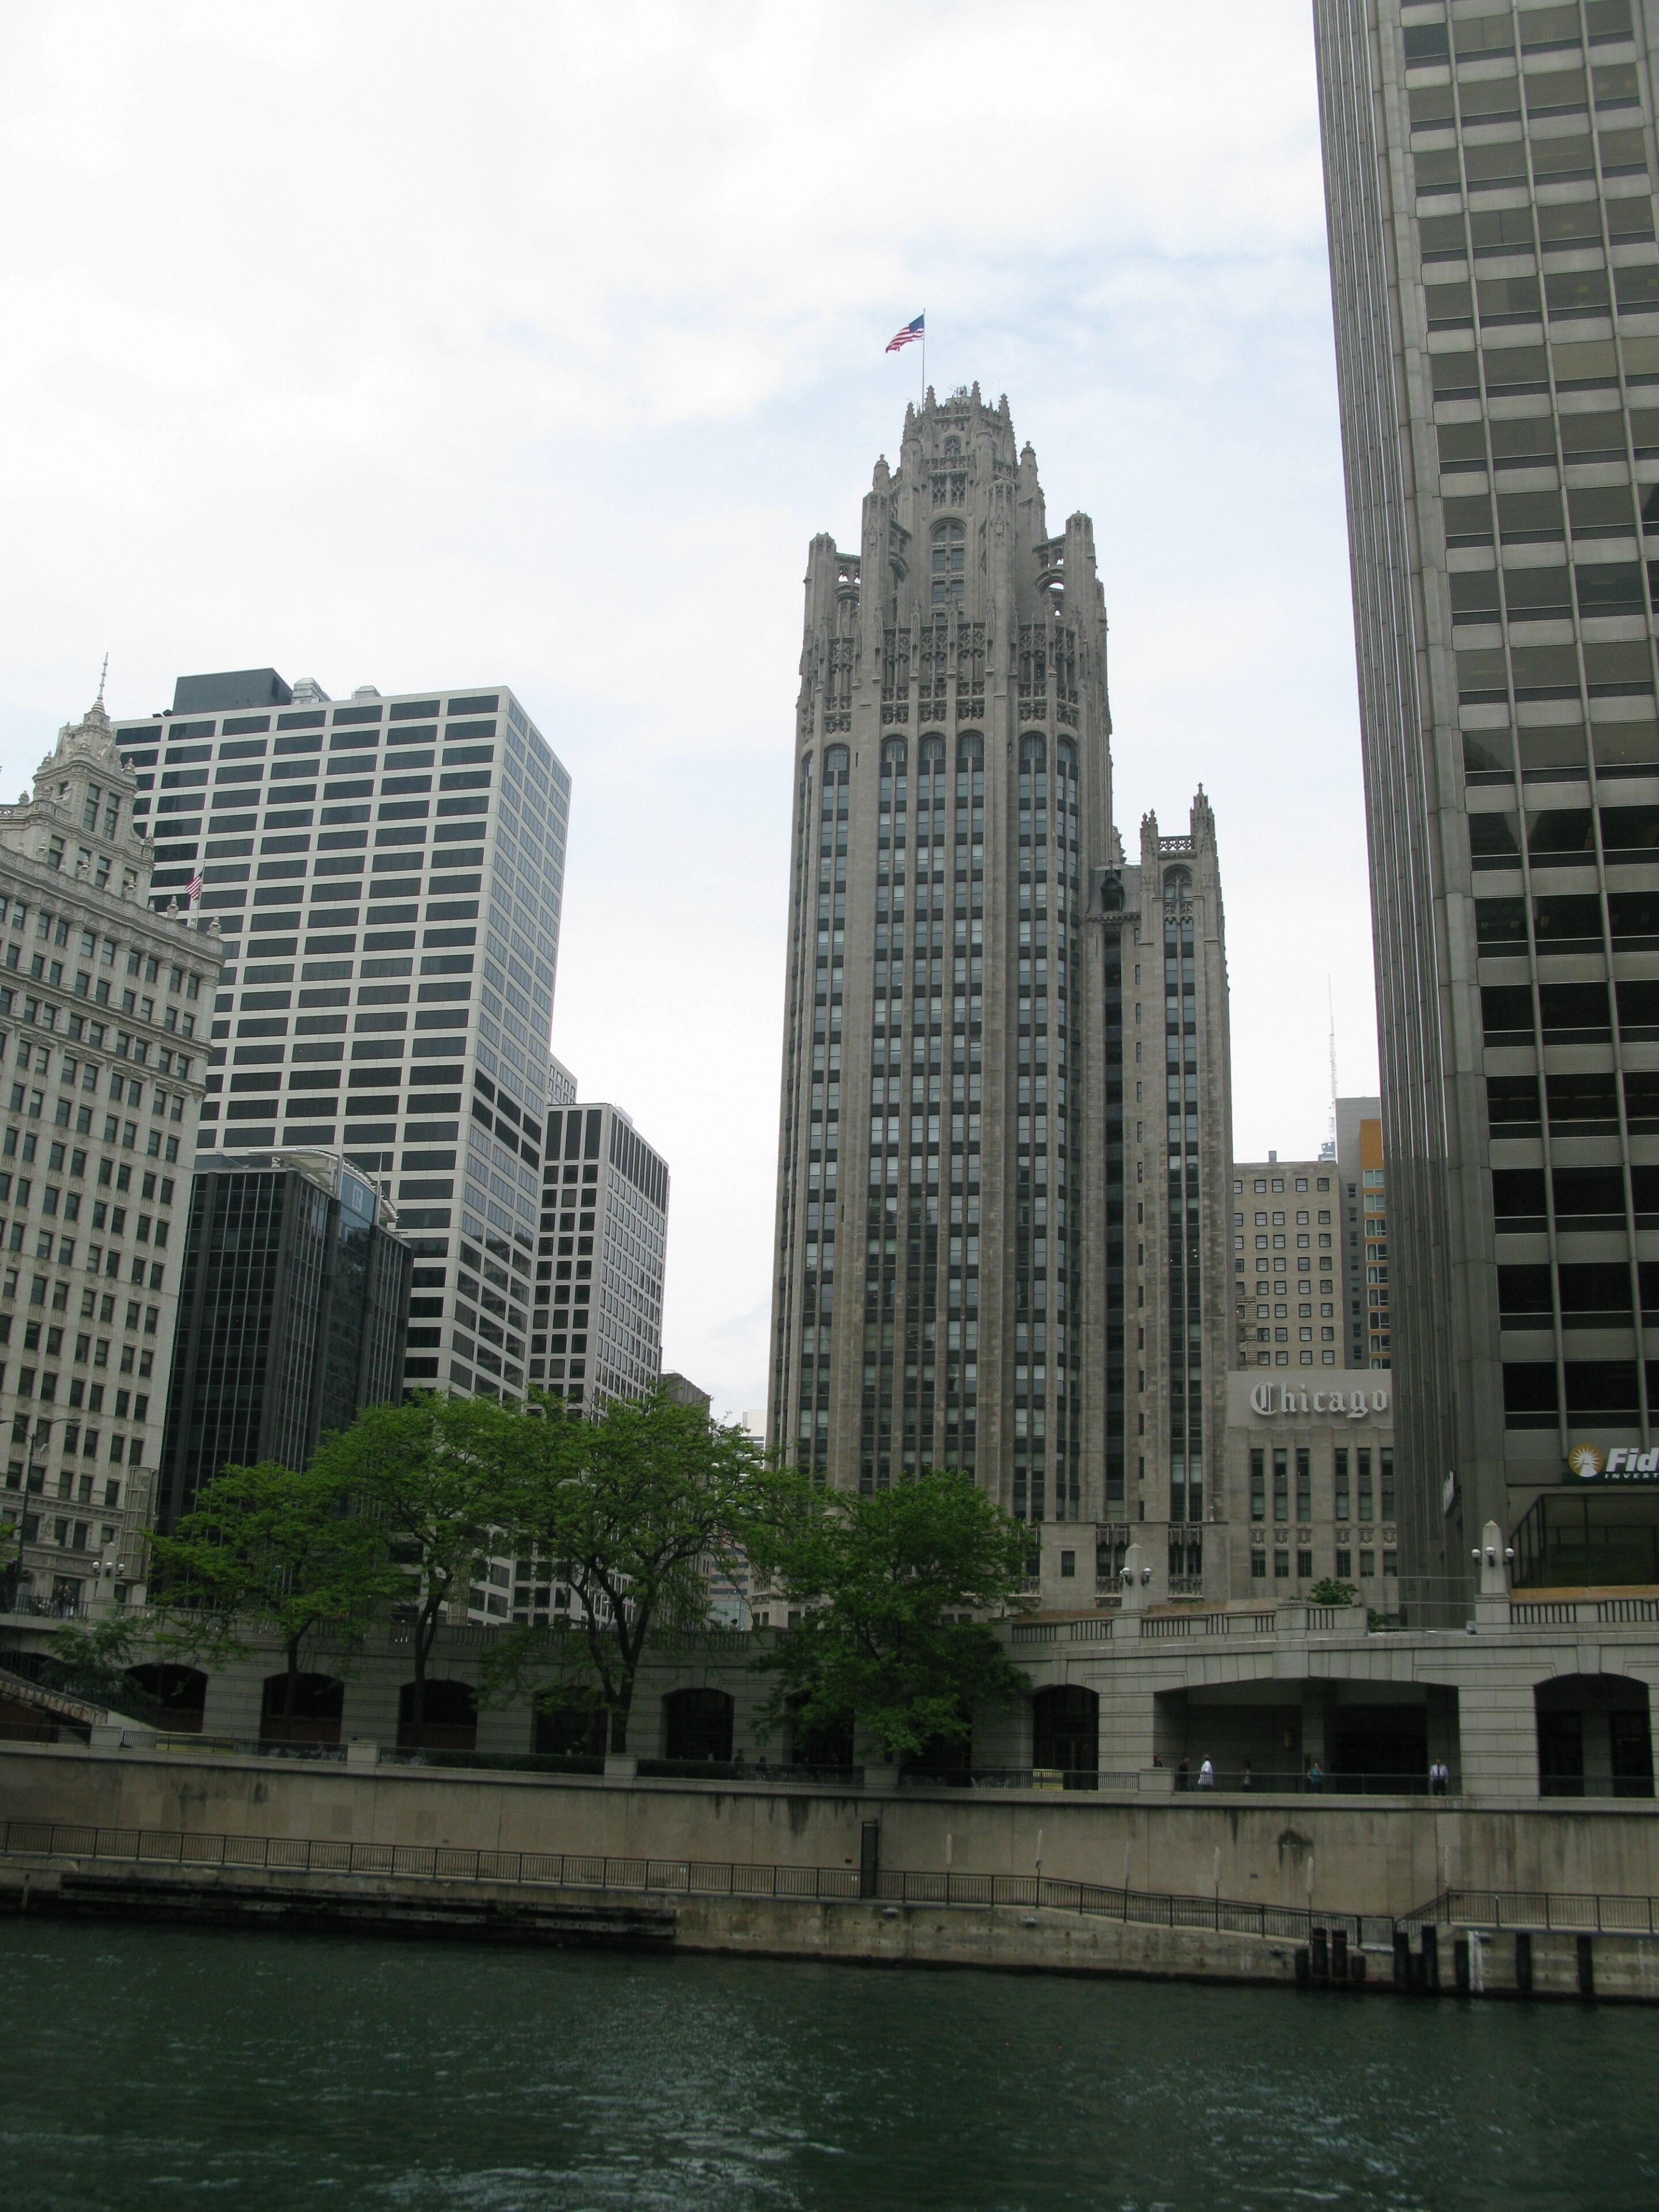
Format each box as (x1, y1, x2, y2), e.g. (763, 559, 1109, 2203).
(260, 1671, 344, 1747)
(663, 1685, 734, 1763)
(1535, 1672, 1654, 1797)
(126, 1662, 207, 1734)
(1032, 1684, 1099, 1776)
(532, 1698, 607, 1758)
(397, 1677, 477, 1753)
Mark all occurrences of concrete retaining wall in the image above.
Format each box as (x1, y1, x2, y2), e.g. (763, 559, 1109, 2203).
(5, 1743, 1659, 1917)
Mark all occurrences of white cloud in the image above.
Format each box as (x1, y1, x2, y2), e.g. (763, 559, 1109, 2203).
(0, 0, 1376, 1414)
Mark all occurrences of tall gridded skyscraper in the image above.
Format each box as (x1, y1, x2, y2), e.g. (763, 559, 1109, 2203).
(1315, 0, 1659, 1599)
(115, 668, 568, 1405)
(768, 389, 1236, 1596)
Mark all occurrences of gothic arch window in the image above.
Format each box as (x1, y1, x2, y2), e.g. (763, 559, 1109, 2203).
(931, 519, 965, 610)
(943, 435, 962, 457)
(918, 734, 946, 774)
(1163, 866, 1191, 904)
(824, 744, 850, 775)
(955, 733, 983, 771)
(1019, 733, 1047, 772)
(881, 737, 907, 774)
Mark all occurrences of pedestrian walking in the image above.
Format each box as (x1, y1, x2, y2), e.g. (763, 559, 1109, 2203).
(1307, 1758, 1324, 1793)
(1197, 1757, 1214, 1790)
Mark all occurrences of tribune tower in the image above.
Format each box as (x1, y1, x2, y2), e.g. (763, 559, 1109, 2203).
(767, 388, 1234, 1597)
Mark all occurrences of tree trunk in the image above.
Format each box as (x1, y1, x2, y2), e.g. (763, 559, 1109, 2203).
(410, 1592, 442, 1739)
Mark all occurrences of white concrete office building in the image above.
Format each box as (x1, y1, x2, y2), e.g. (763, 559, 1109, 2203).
(115, 668, 569, 1403)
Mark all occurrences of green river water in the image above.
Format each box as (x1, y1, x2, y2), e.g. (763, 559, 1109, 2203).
(0, 1920, 1653, 2210)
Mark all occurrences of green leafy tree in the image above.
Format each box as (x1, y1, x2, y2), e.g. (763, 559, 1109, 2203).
(37, 1613, 145, 1708)
(306, 1393, 521, 1735)
(749, 1469, 1031, 1766)
(1306, 1577, 1360, 1608)
(148, 1459, 400, 1724)
(486, 1388, 795, 1755)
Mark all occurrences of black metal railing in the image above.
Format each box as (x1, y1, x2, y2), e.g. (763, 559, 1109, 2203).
(897, 1768, 1140, 1793)
(379, 1747, 604, 1777)
(1400, 1887, 1659, 1935)
(1171, 1768, 1447, 1797)
(150, 1735, 349, 1764)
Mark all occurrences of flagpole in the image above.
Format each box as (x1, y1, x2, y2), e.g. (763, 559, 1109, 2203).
(921, 312, 926, 406)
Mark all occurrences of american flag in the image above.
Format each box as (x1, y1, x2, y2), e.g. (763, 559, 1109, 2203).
(185, 872, 203, 904)
(885, 314, 924, 354)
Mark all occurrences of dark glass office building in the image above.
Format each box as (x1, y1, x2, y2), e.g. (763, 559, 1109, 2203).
(154, 1150, 411, 1529)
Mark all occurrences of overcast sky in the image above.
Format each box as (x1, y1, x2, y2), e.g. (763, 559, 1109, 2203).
(0, 1, 1378, 1420)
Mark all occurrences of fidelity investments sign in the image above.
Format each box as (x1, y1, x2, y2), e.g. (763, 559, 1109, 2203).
(1565, 1444, 1659, 1483)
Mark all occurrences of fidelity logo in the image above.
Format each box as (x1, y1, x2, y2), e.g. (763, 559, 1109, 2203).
(1566, 1444, 1659, 1480)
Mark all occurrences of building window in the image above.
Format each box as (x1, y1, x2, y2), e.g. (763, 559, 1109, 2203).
(1249, 1446, 1265, 1521)
(931, 519, 965, 609)
(1335, 1547, 1353, 1578)
(1274, 1549, 1290, 1580)
(1272, 1445, 1288, 1522)
(1251, 1551, 1266, 1580)
(1297, 1550, 1313, 1580)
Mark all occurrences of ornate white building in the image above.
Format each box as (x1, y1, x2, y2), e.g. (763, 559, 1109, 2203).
(0, 694, 222, 1613)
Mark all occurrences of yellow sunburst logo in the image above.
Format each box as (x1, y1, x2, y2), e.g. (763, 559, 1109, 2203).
(1568, 1444, 1603, 1479)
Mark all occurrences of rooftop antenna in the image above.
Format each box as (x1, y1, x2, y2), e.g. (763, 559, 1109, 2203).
(95, 653, 108, 710)
(1327, 976, 1339, 1147)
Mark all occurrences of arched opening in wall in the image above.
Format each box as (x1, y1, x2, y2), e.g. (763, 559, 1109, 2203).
(260, 1672, 344, 1747)
(881, 736, 907, 777)
(1163, 866, 1191, 906)
(785, 1693, 855, 1772)
(663, 1685, 733, 1763)
(532, 1698, 608, 1759)
(397, 1678, 477, 1753)
(126, 1663, 207, 1734)
(1032, 1685, 1099, 1779)
(1535, 1673, 1654, 1797)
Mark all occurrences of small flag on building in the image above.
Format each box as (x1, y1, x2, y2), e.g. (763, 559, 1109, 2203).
(885, 314, 924, 354)
(185, 872, 203, 904)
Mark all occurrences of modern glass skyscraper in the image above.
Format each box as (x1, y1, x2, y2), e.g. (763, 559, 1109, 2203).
(767, 389, 1234, 1597)
(1314, 0, 1659, 1599)
(116, 668, 569, 1406)
(154, 1149, 411, 1532)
